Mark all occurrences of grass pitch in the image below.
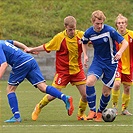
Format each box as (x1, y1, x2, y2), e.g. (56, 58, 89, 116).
(0, 80, 133, 133)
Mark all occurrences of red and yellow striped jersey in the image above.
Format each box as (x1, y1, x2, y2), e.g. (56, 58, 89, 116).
(43, 30, 84, 75)
(117, 29, 133, 74)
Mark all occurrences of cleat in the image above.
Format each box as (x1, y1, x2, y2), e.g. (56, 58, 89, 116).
(94, 112, 103, 122)
(86, 110, 96, 120)
(32, 104, 41, 121)
(65, 96, 74, 116)
(121, 109, 133, 116)
(4, 116, 21, 123)
(77, 114, 87, 120)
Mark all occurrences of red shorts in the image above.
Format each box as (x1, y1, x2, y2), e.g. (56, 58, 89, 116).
(52, 69, 86, 89)
(115, 70, 133, 85)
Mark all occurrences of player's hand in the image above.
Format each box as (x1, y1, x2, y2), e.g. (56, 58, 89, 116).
(114, 51, 122, 61)
(24, 47, 39, 55)
(24, 47, 31, 53)
(84, 55, 89, 68)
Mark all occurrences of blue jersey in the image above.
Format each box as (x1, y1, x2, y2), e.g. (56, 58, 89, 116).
(0, 40, 33, 68)
(82, 24, 124, 64)
(0, 40, 45, 86)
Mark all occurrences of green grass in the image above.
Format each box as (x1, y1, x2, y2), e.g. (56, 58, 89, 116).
(0, 1, 133, 132)
(0, 0, 133, 46)
(0, 80, 133, 133)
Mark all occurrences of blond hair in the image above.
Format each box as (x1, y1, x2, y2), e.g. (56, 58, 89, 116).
(115, 14, 128, 26)
(64, 16, 76, 27)
(91, 10, 106, 23)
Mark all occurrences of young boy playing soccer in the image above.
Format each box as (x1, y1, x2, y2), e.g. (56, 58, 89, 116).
(25, 16, 87, 121)
(0, 40, 74, 123)
(112, 14, 133, 115)
(82, 10, 128, 122)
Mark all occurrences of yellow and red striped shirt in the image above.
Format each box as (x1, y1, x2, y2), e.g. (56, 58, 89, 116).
(117, 29, 133, 74)
(43, 30, 84, 75)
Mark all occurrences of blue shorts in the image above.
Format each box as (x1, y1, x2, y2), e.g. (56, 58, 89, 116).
(87, 60, 118, 88)
(8, 59, 45, 86)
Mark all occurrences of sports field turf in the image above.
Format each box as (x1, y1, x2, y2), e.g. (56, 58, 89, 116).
(0, 80, 133, 133)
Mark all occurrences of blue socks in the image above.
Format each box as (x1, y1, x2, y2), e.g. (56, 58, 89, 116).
(46, 86, 66, 103)
(98, 94, 110, 113)
(7, 92, 20, 119)
(86, 86, 96, 112)
(7, 86, 67, 120)
(86, 86, 110, 113)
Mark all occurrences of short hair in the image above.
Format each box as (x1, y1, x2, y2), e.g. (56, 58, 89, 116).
(91, 10, 106, 23)
(115, 14, 128, 26)
(64, 16, 76, 27)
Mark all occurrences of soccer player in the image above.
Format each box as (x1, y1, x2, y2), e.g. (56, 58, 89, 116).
(0, 40, 74, 123)
(25, 16, 87, 121)
(81, 10, 128, 122)
(112, 14, 133, 115)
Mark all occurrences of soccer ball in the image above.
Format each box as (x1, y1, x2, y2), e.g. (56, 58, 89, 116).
(102, 108, 116, 122)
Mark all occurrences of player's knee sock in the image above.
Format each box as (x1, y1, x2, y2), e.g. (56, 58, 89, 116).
(38, 94, 50, 109)
(7, 92, 20, 119)
(122, 93, 130, 111)
(46, 86, 66, 102)
(112, 89, 120, 108)
(77, 98, 87, 116)
(86, 86, 96, 112)
(98, 94, 110, 113)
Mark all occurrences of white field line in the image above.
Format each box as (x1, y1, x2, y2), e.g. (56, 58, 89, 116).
(2, 124, 133, 128)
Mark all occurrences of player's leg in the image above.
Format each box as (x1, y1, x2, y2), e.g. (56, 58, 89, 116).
(112, 71, 121, 111)
(36, 83, 74, 116)
(4, 85, 22, 123)
(112, 80, 121, 110)
(95, 64, 117, 122)
(29, 63, 74, 120)
(31, 73, 63, 120)
(95, 85, 111, 122)
(71, 70, 87, 120)
(85, 61, 102, 120)
(4, 65, 28, 123)
(86, 75, 97, 120)
(38, 94, 53, 109)
(121, 84, 132, 115)
(76, 84, 87, 120)
(31, 94, 55, 121)
(37, 75, 63, 110)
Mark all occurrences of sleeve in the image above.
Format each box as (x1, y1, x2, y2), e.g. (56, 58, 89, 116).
(81, 30, 90, 45)
(6, 40, 14, 45)
(44, 33, 64, 51)
(110, 28, 124, 44)
(129, 30, 133, 38)
(0, 47, 6, 65)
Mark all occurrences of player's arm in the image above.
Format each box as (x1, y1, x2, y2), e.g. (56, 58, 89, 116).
(26, 35, 60, 53)
(13, 41, 39, 54)
(114, 39, 128, 61)
(0, 62, 8, 79)
(82, 43, 89, 68)
(26, 45, 44, 53)
(13, 41, 28, 50)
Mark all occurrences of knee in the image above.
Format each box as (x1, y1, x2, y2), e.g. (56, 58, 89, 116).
(124, 85, 130, 94)
(6, 85, 16, 94)
(86, 78, 96, 86)
(113, 81, 121, 90)
(103, 92, 110, 97)
(102, 89, 111, 97)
